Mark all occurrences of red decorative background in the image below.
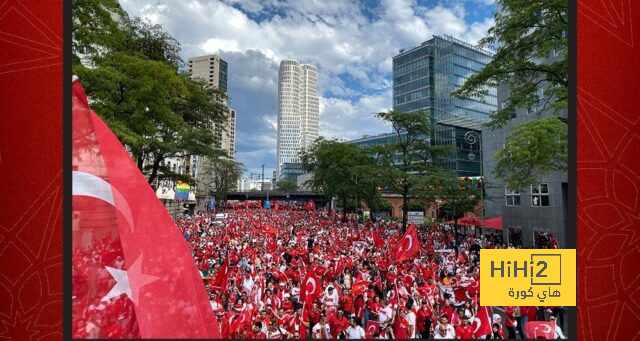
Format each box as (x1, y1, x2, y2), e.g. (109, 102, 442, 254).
(0, 0, 638, 339)
(578, 0, 640, 340)
(0, 0, 63, 340)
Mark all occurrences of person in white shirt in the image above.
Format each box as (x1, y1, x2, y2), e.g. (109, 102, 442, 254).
(346, 317, 366, 339)
(405, 302, 417, 338)
(550, 316, 566, 339)
(378, 299, 394, 328)
(323, 286, 340, 309)
(312, 314, 331, 339)
(433, 324, 454, 339)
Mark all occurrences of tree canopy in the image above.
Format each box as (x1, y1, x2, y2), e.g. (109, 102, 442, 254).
(73, 7, 230, 185)
(370, 111, 453, 230)
(453, 0, 568, 190)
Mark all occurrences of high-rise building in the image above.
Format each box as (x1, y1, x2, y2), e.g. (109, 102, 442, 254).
(483, 53, 567, 248)
(276, 60, 319, 179)
(186, 54, 238, 208)
(187, 54, 235, 159)
(391, 35, 497, 176)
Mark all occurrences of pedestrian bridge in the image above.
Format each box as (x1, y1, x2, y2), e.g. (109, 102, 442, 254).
(225, 190, 329, 206)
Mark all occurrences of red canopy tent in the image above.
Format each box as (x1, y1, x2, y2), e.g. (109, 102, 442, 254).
(481, 216, 503, 230)
(457, 216, 481, 226)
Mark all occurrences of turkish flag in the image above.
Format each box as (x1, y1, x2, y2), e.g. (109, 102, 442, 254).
(373, 233, 385, 248)
(229, 309, 252, 337)
(71, 79, 219, 338)
(365, 321, 380, 338)
(472, 306, 492, 338)
(351, 280, 370, 296)
(395, 224, 420, 262)
(525, 321, 556, 339)
(300, 268, 322, 304)
(209, 259, 229, 292)
(305, 199, 316, 211)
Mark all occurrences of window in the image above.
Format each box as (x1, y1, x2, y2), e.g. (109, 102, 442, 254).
(505, 186, 521, 206)
(531, 183, 550, 207)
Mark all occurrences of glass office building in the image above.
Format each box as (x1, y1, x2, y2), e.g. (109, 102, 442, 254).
(392, 35, 497, 176)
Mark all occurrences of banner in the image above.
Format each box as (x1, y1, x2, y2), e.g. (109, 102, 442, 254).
(175, 181, 190, 201)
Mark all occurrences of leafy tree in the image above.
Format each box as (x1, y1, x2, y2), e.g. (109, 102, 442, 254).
(202, 157, 244, 211)
(495, 117, 567, 190)
(74, 18, 229, 185)
(300, 138, 378, 216)
(452, 0, 568, 190)
(371, 111, 452, 231)
(72, 0, 126, 63)
(430, 171, 482, 229)
(276, 179, 298, 192)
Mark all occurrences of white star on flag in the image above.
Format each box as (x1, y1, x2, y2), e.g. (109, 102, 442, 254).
(102, 254, 159, 305)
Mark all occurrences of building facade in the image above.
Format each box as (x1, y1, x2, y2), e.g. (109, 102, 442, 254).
(276, 60, 319, 178)
(391, 35, 497, 176)
(187, 55, 236, 159)
(483, 67, 568, 248)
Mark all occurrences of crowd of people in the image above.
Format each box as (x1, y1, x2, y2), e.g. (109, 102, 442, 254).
(175, 205, 566, 339)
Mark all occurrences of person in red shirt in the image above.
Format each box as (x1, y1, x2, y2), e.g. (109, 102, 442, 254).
(416, 300, 433, 338)
(440, 299, 455, 322)
(328, 308, 349, 339)
(73, 320, 88, 339)
(247, 321, 267, 339)
(504, 306, 517, 339)
(216, 311, 230, 338)
(455, 315, 474, 339)
(341, 288, 354, 317)
(393, 307, 410, 339)
(309, 301, 322, 329)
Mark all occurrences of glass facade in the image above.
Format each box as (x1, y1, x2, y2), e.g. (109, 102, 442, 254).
(219, 59, 228, 93)
(391, 35, 497, 176)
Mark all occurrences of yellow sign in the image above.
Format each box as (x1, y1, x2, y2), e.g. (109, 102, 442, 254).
(480, 249, 576, 306)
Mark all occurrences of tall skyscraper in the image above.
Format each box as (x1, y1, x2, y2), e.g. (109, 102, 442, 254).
(391, 35, 497, 176)
(276, 60, 319, 178)
(187, 54, 235, 158)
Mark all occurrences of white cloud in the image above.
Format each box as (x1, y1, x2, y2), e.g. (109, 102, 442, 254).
(119, 0, 494, 173)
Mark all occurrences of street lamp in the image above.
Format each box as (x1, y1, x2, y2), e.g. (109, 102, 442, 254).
(464, 130, 484, 232)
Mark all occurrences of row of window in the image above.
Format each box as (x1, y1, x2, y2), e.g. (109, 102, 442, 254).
(506, 184, 551, 207)
(393, 77, 431, 96)
(393, 57, 430, 77)
(393, 46, 431, 68)
(452, 54, 487, 73)
(393, 98, 431, 113)
(393, 88, 429, 105)
(394, 67, 429, 86)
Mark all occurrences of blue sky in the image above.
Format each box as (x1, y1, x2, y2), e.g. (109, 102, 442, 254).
(119, 0, 496, 177)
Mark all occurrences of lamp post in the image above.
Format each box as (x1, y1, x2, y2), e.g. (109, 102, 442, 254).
(465, 130, 483, 231)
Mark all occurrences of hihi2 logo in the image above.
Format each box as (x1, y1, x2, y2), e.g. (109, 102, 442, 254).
(480, 249, 575, 306)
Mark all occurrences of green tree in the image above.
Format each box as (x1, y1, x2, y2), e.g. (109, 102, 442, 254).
(72, 0, 126, 63)
(430, 171, 482, 229)
(452, 0, 568, 190)
(202, 157, 244, 212)
(371, 111, 452, 231)
(276, 179, 298, 192)
(74, 17, 229, 185)
(300, 138, 378, 216)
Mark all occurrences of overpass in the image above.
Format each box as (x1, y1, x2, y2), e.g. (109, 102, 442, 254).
(225, 190, 330, 207)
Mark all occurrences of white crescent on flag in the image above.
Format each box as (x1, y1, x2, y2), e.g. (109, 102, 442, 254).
(403, 235, 413, 252)
(473, 316, 481, 334)
(367, 324, 376, 334)
(72, 170, 135, 231)
(306, 277, 317, 295)
(540, 324, 553, 334)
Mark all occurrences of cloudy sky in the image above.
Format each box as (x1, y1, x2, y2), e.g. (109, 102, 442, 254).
(119, 0, 496, 177)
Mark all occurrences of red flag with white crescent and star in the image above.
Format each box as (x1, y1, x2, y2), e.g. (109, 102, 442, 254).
(300, 267, 322, 305)
(365, 320, 380, 338)
(71, 78, 220, 338)
(395, 224, 420, 262)
(525, 321, 556, 339)
(472, 306, 492, 338)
